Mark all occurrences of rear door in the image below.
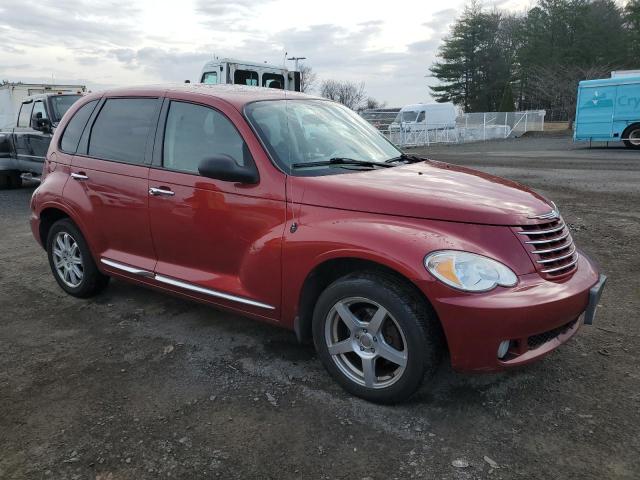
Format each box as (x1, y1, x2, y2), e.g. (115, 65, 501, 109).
(575, 85, 616, 139)
(13, 100, 35, 167)
(65, 96, 162, 273)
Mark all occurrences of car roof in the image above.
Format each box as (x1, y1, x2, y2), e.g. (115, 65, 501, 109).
(87, 83, 325, 110)
(579, 76, 640, 87)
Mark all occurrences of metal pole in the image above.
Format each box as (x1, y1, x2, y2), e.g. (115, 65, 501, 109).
(483, 113, 486, 141)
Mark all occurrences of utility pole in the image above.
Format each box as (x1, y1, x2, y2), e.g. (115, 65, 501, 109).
(287, 56, 306, 71)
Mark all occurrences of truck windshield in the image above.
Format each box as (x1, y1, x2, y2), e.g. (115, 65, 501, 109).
(49, 95, 82, 122)
(245, 99, 401, 175)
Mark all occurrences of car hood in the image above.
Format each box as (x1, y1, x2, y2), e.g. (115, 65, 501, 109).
(287, 160, 553, 226)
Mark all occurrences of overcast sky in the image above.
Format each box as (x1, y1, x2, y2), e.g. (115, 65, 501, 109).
(0, 0, 529, 106)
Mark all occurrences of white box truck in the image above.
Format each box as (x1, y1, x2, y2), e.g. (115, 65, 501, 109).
(0, 83, 86, 129)
(199, 58, 301, 91)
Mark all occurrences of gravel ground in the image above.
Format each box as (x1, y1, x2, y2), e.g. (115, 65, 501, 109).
(1, 136, 639, 479)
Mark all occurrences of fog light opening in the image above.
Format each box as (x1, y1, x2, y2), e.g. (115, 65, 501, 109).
(497, 340, 511, 359)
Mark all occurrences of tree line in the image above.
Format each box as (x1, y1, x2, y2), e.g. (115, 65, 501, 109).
(299, 65, 386, 110)
(430, 0, 640, 122)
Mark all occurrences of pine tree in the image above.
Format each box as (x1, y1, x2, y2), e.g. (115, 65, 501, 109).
(498, 83, 515, 112)
(626, 0, 640, 62)
(430, 3, 518, 112)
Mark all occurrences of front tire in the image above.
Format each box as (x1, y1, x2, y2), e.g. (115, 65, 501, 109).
(46, 219, 110, 297)
(312, 272, 442, 404)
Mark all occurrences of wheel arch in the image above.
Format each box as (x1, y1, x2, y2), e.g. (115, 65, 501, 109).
(294, 256, 443, 346)
(622, 122, 640, 147)
(38, 205, 90, 253)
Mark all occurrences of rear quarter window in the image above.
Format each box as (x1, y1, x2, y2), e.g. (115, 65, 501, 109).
(60, 100, 99, 154)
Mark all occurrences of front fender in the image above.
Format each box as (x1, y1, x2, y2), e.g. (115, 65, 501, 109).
(280, 204, 535, 328)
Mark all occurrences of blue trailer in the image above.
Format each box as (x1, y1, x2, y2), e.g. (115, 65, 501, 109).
(574, 76, 640, 148)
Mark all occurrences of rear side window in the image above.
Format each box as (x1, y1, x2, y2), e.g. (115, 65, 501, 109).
(262, 73, 284, 89)
(163, 101, 251, 174)
(88, 98, 158, 164)
(60, 100, 98, 154)
(234, 70, 258, 86)
(18, 102, 33, 127)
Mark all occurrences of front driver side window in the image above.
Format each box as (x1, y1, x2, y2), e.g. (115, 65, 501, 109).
(163, 101, 251, 174)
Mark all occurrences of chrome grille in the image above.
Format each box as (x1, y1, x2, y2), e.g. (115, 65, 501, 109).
(516, 217, 578, 276)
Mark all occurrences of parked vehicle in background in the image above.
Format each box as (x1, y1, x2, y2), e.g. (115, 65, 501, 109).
(360, 107, 400, 132)
(30, 84, 605, 403)
(611, 70, 640, 78)
(0, 83, 85, 128)
(388, 102, 457, 135)
(0, 92, 83, 187)
(574, 75, 640, 148)
(199, 58, 301, 91)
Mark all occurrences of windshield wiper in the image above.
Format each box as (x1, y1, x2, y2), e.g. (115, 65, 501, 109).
(292, 157, 394, 169)
(385, 153, 428, 164)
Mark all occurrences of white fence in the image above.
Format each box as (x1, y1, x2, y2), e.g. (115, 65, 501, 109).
(361, 109, 546, 147)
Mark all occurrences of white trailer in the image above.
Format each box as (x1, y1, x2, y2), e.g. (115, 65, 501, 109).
(199, 58, 301, 91)
(0, 83, 86, 129)
(611, 70, 640, 78)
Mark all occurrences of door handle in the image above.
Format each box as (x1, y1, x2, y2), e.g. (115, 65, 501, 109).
(71, 172, 89, 180)
(149, 187, 175, 197)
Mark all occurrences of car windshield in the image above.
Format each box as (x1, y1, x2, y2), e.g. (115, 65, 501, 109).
(244, 99, 401, 175)
(393, 110, 418, 123)
(49, 95, 82, 122)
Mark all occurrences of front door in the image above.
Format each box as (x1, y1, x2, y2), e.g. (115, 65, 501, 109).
(66, 97, 162, 272)
(147, 98, 285, 316)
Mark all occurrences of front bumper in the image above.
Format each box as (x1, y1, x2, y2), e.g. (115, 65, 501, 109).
(418, 252, 604, 372)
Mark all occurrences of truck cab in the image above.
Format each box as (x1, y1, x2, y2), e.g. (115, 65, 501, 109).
(199, 58, 301, 92)
(0, 92, 82, 187)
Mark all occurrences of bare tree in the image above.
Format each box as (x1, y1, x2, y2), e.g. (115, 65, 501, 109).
(364, 97, 386, 110)
(528, 64, 617, 128)
(299, 64, 317, 93)
(319, 79, 367, 110)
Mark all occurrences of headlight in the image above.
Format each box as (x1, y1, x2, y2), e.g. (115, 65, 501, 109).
(424, 250, 517, 292)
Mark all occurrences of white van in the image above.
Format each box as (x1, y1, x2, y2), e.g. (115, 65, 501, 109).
(390, 103, 457, 133)
(199, 58, 301, 91)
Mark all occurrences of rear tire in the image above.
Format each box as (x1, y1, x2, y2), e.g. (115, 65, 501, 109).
(0, 172, 22, 189)
(8, 172, 22, 189)
(0, 173, 10, 189)
(312, 272, 442, 404)
(623, 124, 640, 149)
(46, 219, 110, 298)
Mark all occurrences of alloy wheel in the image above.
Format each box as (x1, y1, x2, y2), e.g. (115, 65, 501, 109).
(324, 297, 408, 389)
(52, 232, 84, 288)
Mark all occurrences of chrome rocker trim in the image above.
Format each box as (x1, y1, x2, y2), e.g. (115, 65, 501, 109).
(100, 258, 275, 310)
(101, 258, 154, 277)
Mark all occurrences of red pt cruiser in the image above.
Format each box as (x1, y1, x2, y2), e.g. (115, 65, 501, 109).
(30, 85, 606, 403)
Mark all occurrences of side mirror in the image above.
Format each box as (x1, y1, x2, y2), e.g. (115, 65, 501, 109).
(198, 155, 259, 184)
(32, 114, 52, 133)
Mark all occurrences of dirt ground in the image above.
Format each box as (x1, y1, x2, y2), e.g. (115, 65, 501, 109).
(1, 136, 638, 479)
